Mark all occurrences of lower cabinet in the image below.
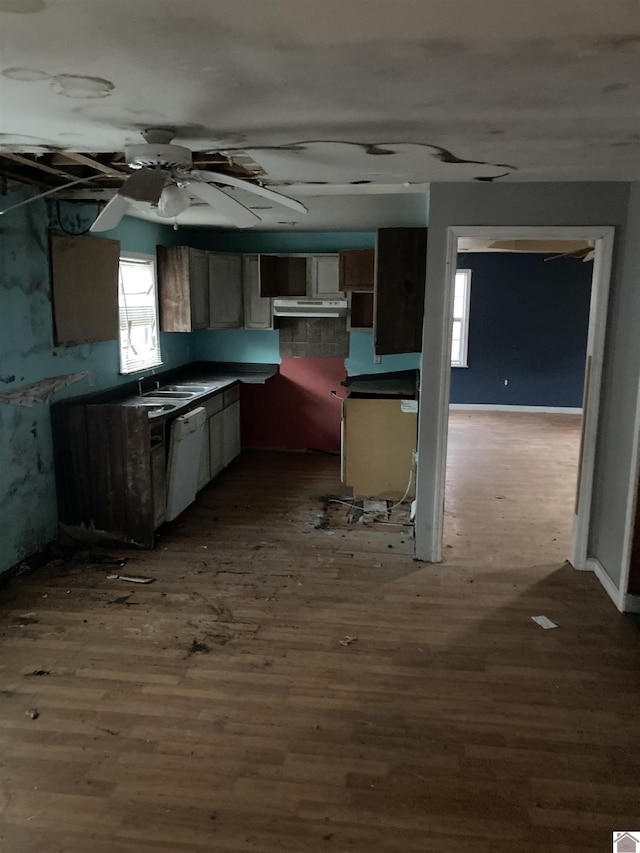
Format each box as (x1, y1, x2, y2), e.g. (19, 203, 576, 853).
(342, 396, 417, 499)
(151, 439, 167, 529)
(222, 400, 241, 465)
(197, 383, 241, 491)
(51, 383, 243, 547)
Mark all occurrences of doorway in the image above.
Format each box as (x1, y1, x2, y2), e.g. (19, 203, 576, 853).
(443, 240, 595, 567)
(415, 226, 615, 570)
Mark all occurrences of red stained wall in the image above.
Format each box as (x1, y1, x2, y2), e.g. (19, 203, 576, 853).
(240, 357, 346, 452)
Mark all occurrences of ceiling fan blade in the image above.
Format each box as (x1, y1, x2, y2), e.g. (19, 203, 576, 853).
(185, 180, 260, 228)
(119, 168, 166, 203)
(90, 194, 130, 232)
(191, 170, 308, 215)
(0, 175, 105, 217)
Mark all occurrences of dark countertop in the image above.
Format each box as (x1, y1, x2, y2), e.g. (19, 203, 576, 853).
(52, 362, 279, 424)
(190, 362, 278, 385)
(342, 369, 419, 399)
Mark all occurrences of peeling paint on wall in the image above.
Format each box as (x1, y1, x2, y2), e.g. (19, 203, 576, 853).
(0, 188, 191, 575)
(0, 372, 91, 406)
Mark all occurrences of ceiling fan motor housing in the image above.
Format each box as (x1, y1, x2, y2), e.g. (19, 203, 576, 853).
(125, 143, 193, 171)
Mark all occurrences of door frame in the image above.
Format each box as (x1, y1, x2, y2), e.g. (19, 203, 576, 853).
(415, 225, 615, 569)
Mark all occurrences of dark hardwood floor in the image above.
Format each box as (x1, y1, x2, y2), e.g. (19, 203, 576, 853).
(0, 419, 638, 852)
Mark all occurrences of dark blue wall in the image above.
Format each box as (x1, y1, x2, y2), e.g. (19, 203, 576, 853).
(450, 252, 592, 407)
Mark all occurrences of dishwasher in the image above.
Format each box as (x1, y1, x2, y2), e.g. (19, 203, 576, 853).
(165, 407, 206, 521)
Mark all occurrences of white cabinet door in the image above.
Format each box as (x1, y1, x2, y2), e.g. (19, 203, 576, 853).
(189, 249, 209, 330)
(209, 253, 243, 329)
(243, 255, 273, 330)
(209, 410, 225, 478)
(308, 254, 342, 297)
(222, 401, 241, 466)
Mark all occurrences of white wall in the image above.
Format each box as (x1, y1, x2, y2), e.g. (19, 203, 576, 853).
(417, 182, 639, 592)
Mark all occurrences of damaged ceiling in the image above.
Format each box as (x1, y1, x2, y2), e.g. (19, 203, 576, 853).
(0, 0, 638, 229)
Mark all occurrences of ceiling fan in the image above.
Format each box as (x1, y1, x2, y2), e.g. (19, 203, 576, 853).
(485, 239, 595, 262)
(89, 128, 307, 232)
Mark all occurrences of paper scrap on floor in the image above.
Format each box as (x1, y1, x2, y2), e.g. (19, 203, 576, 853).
(532, 615, 558, 629)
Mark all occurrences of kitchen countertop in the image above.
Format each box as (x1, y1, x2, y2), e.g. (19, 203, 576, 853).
(117, 362, 278, 421)
(190, 362, 278, 385)
(59, 362, 279, 423)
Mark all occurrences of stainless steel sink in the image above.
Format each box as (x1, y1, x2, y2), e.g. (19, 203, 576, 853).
(142, 390, 194, 399)
(162, 384, 210, 393)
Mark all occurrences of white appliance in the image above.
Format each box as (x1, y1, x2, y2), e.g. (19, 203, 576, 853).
(272, 298, 348, 318)
(165, 406, 206, 521)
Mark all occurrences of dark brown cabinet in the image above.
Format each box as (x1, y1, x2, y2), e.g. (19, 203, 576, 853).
(259, 256, 307, 297)
(349, 293, 375, 330)
(52, 403, 157, 547)
(374, 227, 427, 355)
(339, 248, 375, 292)
(157, 245, 209, 332)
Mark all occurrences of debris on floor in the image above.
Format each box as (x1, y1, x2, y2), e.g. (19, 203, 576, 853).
(12, 613, 38, 626)
(89, 554, 129, 569)
(339, 636, 358, 646)
(323, 494, 413, 531)
(25, 670, 50, 677)
(116, 574, 155, 584)
(532, 615, 558, 629)
(189, 640, 210, 654)
(25, 708, 40, 720)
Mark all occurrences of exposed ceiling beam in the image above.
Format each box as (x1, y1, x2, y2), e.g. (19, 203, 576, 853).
(0, 169, 42, 188)
(0, 152, 75, 181)
(51, 152, 127, 176)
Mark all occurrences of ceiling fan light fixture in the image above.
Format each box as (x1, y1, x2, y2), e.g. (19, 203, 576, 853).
(157, 184, 190, 218)
(119, 167, 166, 203)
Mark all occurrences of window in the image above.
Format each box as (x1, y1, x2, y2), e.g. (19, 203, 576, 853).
(451, 269, 471, 367)
(118, 253, 162, 374)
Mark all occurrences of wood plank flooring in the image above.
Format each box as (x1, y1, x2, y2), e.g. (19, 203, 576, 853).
(444, 411, 582, 567)
(1, 415, 639, 852)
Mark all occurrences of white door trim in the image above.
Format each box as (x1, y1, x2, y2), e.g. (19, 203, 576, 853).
(415, 225, 615, 570)
(618, 374, 640, 603)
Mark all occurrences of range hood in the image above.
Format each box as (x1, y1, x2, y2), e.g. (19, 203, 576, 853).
(273, 298, 348, 318)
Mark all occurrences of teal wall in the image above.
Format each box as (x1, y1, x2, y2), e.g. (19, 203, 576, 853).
(0, 194, 189, 574)
(346, 332, 421, 375)
(181, 229, 421, 375)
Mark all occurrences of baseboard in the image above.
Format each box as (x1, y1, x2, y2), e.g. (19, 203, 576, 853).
(585, 558, 624, 611)
(449, 404, 583, 414)
(622, 594, 640, 614)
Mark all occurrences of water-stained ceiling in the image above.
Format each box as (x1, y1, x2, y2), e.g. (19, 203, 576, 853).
(0, 0, 638, 229)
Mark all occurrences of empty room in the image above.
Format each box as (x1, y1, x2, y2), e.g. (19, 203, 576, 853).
(1, 2, 640, 851)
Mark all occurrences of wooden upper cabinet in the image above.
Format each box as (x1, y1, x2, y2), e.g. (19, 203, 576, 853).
(339, 249, 375, 292)
(259, 255, 307, 297)
(374, 227, 427, 356)
(243, 255, 273, 330)
(158, 246, 244, 331)
(50, 233, 120, 345)
(308, 254, 341, 297)
(157, 245, 208, 332)
(190, 250, 209, 330)
(208, 253, 243, 329)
